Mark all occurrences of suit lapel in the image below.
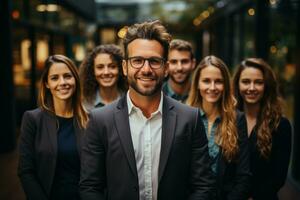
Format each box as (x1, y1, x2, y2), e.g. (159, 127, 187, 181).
(44, 112, 57, 156)
(114, 96, 138, 177)
(158, 96, 177, 183)
(73, 119, 82, 158)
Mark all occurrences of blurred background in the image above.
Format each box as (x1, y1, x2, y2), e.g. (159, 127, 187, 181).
(0, 0, 299, 199)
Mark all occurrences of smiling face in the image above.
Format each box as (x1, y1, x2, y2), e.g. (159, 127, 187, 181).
(94, 53, 119, 89)
(238, 67, 265, 106)
(198, 65, 224, 107)
(46, 62, 76, 104)
(168, 49, 195, 84)
(122, 39, 168, 97)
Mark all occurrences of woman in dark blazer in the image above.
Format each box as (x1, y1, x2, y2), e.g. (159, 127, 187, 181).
(187, 55, 251, 200)
(233, 58, 292, 200)
(18, 55, 88, 200)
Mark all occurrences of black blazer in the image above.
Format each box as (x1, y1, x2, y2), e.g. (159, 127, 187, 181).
(80, 95, 215, 200)
(249, 117, 292, 200)
(216, 111, 251, 200)
(18, 108, 84, 200)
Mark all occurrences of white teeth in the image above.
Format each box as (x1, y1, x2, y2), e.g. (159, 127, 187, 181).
(139, 78, 154, 81)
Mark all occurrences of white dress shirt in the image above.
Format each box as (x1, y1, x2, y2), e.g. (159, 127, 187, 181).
(127, 92, 163, 200)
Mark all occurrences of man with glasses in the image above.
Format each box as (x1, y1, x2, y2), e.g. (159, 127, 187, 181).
(163, 39, 196, 103)
(80, 20, 215, 200)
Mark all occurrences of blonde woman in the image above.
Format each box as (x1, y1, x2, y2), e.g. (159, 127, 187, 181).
(187, 55, 250, 199)
(18, 55, 88, 200)
(233, 58, 291, 200)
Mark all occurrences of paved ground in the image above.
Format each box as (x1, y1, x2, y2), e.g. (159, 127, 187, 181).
(1, 139, 300, 200)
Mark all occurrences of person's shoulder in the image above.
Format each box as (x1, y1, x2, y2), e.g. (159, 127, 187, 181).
(162, 81, 168, 93)
(277, 116, 292, 133)
(272, 116, 292, 141)
(236, 109, 244, 118)
(90, 98, 120, 118)
(165, 95, 198, 114)
(236, 109, 246, 124)
(22, 108, 48, 127)
(279, 116, 291, 126)
(23, 107, 44, 119)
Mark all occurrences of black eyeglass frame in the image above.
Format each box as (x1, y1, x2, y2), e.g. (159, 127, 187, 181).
(125, 56, 166, 69)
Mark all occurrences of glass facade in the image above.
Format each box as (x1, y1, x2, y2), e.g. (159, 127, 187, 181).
(11, 0, 96, 126)
(268, 1, 297, 121)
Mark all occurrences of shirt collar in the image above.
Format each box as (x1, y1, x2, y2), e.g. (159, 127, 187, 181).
(165, 81, 189, 102)
(94, 89, 103, 107)
(94, 88, 122, 107)
(127, 91, 163, 116)
(199, 108, 221, 122)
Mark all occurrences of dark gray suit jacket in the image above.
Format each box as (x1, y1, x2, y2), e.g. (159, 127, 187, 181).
(18, 108, 84, 200)
(80, 95, 215, 200)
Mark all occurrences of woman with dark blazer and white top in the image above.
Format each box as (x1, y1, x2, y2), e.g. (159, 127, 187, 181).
(18, 55, 88, 200)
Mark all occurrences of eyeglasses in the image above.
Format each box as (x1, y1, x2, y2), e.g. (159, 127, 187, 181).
(126, 56, 165, 69)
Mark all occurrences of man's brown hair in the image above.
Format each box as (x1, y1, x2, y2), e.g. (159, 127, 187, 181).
(169, 39, 194, 59)
(123, 20, 172, 60)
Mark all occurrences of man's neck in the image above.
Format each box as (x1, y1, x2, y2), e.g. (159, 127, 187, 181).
(168, 79, 190, 96)
(128, 89, 161, 118)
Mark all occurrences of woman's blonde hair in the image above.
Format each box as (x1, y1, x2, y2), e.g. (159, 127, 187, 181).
(187, 55, 238, 162)
(38, 55, 88, 128)
(233, 58, 282, 158)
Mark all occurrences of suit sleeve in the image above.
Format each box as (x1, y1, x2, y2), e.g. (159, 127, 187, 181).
(257, 118, 292, 198)
(80, 112, 106, 200)
(18, 111, 48, 200)
(188, 110, 216, 200)
(227, 114, 251, 200)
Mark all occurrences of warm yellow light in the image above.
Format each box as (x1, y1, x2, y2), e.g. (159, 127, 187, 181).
(202, 10, 210, 18)
(21, 39, 31, 70)
(269, 0, 277, 5)
(47, 4, 59, 12)
(270, 45, 277, 54)
(73, 44, 86, 61)
(36, 4, 59, 12)
(36, 4, 47, 12)
(208, 6, 215, 13)
(193, 18, 202, 26)
(282, 46, 288, 54)
(248, 8, 255, 16)
(117, 26, 128, 39)
(37, 40, 49, 66)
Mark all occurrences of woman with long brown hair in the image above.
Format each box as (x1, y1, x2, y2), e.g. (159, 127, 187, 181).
(187, 55, 250, 199)
(18, 55, 88, 200)
(233, 58, 291, 200)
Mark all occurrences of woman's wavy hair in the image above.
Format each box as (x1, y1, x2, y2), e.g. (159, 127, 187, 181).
(38, 55, 88, 128)
(233, 58, 283, 158)
(79, 44, 127, 104)
(187, 55, 238, 162)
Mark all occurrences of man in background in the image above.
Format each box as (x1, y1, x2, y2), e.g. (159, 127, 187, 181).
(163, 39, 196, 103)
